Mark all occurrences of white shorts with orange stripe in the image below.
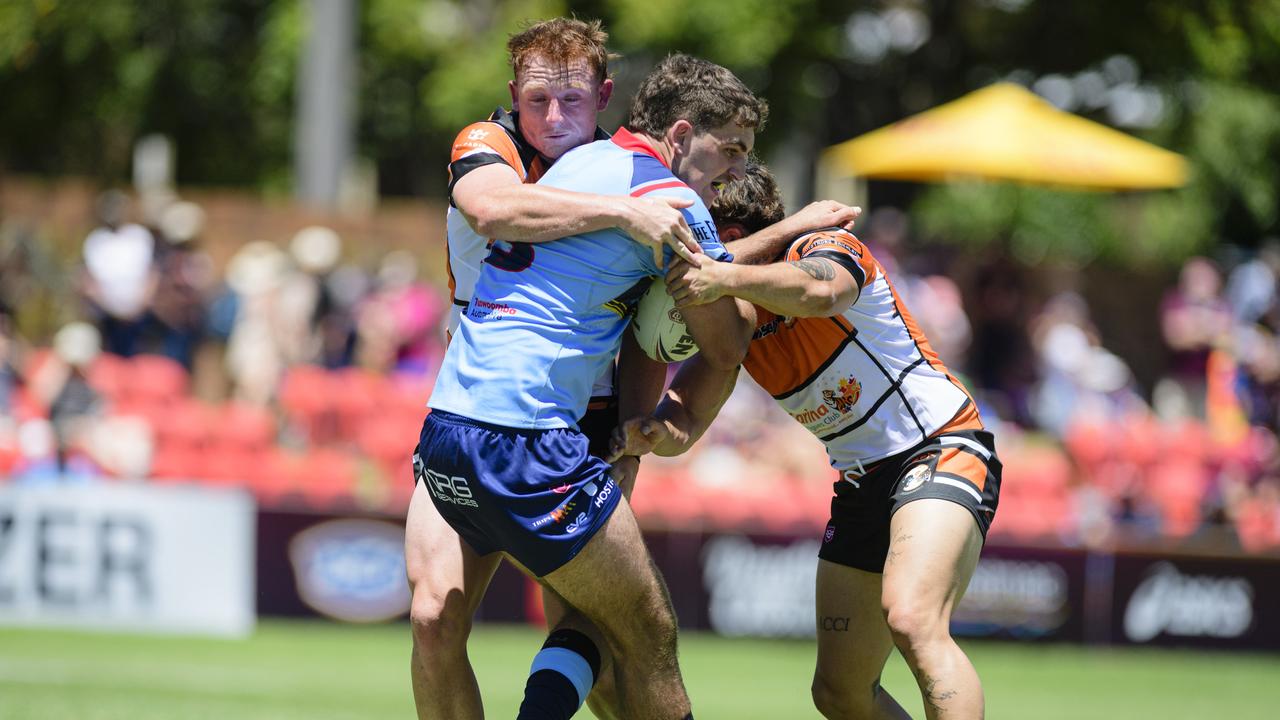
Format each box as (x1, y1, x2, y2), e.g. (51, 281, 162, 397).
(817, 429, 1001, 574)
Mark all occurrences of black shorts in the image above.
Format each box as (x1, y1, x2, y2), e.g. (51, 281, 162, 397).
(818, 429, 1001, 574)
(578, 396, 619, 459)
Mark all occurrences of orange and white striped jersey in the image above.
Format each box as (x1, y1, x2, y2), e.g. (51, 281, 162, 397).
(444, 108, 550, 339)
(741, 228, 983, 477)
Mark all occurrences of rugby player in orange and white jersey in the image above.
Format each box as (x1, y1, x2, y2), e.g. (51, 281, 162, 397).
(612, 162, 1001, 720)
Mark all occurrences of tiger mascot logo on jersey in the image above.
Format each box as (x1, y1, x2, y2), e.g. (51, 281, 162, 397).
(822, 376, 862, 414)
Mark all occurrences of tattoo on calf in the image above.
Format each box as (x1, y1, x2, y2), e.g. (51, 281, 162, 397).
(790, 258, 836, 281)
(917, 672, 958, 713)
(820, 616, 851, 632)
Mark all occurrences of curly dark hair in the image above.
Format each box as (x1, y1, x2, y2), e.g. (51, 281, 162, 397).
(709, 159, 786, 234)
(626, 54, 768, 136)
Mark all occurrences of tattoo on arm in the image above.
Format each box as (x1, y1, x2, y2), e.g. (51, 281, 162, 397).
(789, 258, 836, 281)
(820, 616, 851, 632)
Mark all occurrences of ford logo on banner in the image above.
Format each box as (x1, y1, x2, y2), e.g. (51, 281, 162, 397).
(288, 519, 410, 623)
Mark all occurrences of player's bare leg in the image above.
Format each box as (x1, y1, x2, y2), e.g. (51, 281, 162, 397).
(811, 560, 911, 720)
(881, 500, 985, 720)
(540, 497, 691, 720)
(405, 482, 502, 720)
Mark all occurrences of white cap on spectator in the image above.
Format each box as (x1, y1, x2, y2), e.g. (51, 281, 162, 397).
(290, 226, 341, 273)
(54, 322, 102, 368)
(227, 241, 288, 295)
(160, 200, 205, 244)
(378, 250, 418, 288)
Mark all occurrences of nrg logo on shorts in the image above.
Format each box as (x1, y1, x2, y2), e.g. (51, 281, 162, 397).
(415, 455, 479, 509)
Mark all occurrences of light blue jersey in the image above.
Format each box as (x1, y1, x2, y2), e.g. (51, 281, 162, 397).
(428, 129, 732, 429)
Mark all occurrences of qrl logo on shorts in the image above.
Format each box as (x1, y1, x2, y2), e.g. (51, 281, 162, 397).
(422, 467, 479, 508)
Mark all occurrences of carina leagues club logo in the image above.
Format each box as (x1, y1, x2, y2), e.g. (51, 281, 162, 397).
(822, 376, 862, 414)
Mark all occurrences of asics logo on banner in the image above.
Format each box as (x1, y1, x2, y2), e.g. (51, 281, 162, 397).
(424, 468, 478, 508)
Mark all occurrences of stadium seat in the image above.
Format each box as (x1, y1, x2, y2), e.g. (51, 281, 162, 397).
(154, 400, 214, 453)
(252, 449, 306, 507)
(129, 354, 190, 403)
(148, 445, 203, 483)
(86, 352, 130, 400)
(218, 402, 278, 453)
(278, 365, 338, 444)
(296, 449, 358, 509)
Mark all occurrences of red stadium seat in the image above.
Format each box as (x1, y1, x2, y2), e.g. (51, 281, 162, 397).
(129, 354, 190, 403)
(252, 449, 305, 507)
(218, 402, 278, 453)
(86, 352, 130, 400)
(154, 400, 214, 453)
(279, 365, 339, 444)
(296, 449, 358, 509)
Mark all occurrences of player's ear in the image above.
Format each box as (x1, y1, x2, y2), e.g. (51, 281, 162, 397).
(718, 224, 746, 243)
(668, 120, 694, 155)
(596, 78, 613, 111)
(508, 79, 520, 110)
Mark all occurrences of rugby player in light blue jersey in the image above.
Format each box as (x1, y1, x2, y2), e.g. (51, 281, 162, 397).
(416, 54, 766, 720)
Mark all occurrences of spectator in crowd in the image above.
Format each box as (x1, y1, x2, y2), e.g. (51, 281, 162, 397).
(969, 258, 1038, 425)
(1029, 291, 1147, 436)
(316, 263, 366, 369)
(355, 251, 445, 375)
(0, 305, 19, 417)
(79, 191, 157, 357)
(29, 322, 104, 475)
(224, 241, 290, 406)
(148, 200, 215, 370)
(277, 226, 342, 367)
(1156, 256, 1232, 419)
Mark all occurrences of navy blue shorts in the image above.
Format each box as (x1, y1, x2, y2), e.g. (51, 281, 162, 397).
(414, 410, 622, 577)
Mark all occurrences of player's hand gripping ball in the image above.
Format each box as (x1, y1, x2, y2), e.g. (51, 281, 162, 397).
(631, 277, 700, 363)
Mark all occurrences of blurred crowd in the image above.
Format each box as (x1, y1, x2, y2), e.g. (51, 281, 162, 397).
(1, 194, 1279, 553)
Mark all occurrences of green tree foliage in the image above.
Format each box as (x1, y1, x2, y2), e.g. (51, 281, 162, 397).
(910, 0, 1280, 264)
(1, 0, 1277, 266)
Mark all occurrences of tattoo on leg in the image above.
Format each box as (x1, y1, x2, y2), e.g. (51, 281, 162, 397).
(820, 616, 850, 632)
(886, 533, 912, 565)
(917, 672, 958, 713)
(789, 258, 836, 281)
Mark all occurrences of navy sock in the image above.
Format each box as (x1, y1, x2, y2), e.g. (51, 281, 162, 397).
(516, 629, 602, 720)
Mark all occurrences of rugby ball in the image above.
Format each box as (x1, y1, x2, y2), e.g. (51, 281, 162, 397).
(631, 277, 700, 363)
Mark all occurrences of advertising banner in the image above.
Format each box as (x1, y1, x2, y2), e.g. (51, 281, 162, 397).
(1110, 553, 1280, 650)
(0, 484, 255, 637)
(254, 509, 1280, 651)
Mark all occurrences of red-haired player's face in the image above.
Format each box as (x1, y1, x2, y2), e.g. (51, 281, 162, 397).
(510, 55, 613, 161)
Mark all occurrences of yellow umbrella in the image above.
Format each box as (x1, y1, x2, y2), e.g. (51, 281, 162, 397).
(821, 83, 1188, 190)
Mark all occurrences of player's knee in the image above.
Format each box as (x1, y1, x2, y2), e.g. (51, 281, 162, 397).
(409, 589, 470, 656)
(883, 597, 944, 655)
(811, 672, 876, 720)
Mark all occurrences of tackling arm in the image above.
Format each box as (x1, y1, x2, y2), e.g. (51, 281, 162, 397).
(667, 255, 862, 319)
(452, 164, 699, 264)
(727, 201, 862, 265)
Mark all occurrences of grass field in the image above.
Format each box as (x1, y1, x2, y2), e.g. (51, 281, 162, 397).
(1, 620, 1278, 719)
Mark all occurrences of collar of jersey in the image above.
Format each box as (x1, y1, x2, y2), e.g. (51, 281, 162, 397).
(611, 128, 669, 168)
